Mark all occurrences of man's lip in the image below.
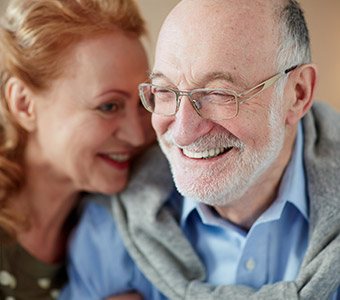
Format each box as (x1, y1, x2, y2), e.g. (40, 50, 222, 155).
(179, 147, 234, 161)
(181, 147, 232, 159)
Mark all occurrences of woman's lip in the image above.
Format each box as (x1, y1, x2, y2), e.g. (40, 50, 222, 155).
(106, 152, 130, 162)
(98, 154, 131, 170)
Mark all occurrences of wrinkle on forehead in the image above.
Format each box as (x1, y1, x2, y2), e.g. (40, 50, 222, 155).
(154, 0, 283, 90)
(150, 69, 251, 91)
(157, 0, 280, 65)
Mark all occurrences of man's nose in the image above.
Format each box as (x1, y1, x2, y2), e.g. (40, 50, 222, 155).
(170, 95, 213, 146)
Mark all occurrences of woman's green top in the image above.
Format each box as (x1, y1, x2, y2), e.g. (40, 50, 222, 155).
(0, 238, 67, 300)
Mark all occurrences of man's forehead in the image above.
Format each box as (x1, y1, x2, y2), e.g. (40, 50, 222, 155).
(164, 0, 278, 24)
(155, 0, 279, 83)
(158, 0, 279, 44)
(149, 65, 251, 90)
(172, 0, 280, 14)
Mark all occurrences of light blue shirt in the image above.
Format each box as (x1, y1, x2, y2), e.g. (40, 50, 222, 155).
(60, 197, 163, 300)
(179, 123, 308, 288)
(60, 124, 338, 299)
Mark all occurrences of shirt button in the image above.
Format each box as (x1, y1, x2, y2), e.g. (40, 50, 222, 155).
(51, 289, 60, 299)
(245, 258, 256, 271)
(37, 278, 51, 289)
(0, 270, 17, 289)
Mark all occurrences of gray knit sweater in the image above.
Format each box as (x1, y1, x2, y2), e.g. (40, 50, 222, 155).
(112, 102, 340, 300)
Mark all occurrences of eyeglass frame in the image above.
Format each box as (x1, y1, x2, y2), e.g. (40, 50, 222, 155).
(139, 65, 298, 120)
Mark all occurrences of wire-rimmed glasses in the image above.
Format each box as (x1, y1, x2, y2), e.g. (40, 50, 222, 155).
(139, 65, 297, 121)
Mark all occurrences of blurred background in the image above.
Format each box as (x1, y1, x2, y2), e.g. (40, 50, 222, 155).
(1, 0, 339, 110)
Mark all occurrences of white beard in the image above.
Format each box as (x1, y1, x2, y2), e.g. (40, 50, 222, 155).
(158, 99, 286, 206)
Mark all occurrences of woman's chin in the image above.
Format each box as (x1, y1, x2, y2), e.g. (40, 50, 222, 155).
(91, 178, 128, 195)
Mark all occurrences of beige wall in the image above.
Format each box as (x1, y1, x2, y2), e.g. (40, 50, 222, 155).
(0, 1, 7, 12)
(299, 0, 340, 110)
(138, 0, 180, 65)
(1, 0, 339, 110)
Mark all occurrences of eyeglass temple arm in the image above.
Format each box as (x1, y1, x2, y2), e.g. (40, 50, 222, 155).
(284, 65, 298, 74)
(238, 65, 298, 103)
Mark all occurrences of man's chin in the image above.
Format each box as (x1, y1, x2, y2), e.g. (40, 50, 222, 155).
(173, 177, 221, 204)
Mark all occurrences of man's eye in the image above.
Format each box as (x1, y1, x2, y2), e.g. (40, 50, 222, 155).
(201, 91, 235, 103)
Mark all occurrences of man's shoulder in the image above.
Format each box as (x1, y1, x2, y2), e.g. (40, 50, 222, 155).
(69, 195, 135, 275)
(70, 196, 121, 254)
(305, 101, 340, 134)
(303, 101, 340, 155)
(303, 102, 340, 220)
(81, 194, 113, 224)
(67, 195, 162, 300)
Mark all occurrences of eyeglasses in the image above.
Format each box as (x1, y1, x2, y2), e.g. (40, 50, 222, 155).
(139, 66, 297, 121)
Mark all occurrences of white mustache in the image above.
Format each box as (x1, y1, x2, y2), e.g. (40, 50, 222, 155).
(162, 130, 245, 152)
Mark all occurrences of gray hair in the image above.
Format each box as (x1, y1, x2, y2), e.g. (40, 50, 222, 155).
(275, 0, 311, 97)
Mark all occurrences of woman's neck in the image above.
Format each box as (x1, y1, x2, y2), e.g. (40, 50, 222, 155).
(10, 166, 80, 263)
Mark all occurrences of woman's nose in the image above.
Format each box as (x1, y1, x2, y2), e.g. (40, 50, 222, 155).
(116, 108, 147, 147)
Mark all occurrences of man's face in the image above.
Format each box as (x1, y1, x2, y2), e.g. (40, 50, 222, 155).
(151, 0, 290, 206)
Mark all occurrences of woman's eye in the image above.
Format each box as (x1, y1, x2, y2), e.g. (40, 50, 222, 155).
(98, 101, 123, 113)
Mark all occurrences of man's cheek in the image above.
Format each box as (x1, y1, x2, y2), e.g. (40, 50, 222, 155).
(152, 115, 168, 136)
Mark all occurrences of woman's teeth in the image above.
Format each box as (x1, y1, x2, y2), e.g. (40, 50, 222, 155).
(107, 153, 130, 162)
(182, 147, 230, 159)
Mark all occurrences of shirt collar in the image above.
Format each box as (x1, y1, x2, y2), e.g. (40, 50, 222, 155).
(180, 122, 308, 227)
(269, 122, 308, 220)
(180, 197, 197, 227)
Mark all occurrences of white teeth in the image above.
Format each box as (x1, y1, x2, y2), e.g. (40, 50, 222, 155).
(183, 147, 227, 159)
(107, 153, 130, 162)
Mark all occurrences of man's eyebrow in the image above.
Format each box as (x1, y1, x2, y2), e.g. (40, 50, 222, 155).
(149, 71, 240, 87)
(200, 72, 235, 85)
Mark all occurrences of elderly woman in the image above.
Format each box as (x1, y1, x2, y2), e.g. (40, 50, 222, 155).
(0, 0, 154, 299)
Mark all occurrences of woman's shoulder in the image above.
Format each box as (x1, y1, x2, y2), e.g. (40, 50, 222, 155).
(0, 239, 67, 300)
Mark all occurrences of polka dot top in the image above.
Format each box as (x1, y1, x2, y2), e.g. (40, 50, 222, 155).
(0, 238, 67, 300)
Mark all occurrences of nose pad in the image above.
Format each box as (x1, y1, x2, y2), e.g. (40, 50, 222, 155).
(192, 99, 202, 110)
(171, 95, 212, 146)
(177, 94, 202, 117)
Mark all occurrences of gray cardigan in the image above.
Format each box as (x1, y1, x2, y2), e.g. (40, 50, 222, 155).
(112, 102, 340, 300)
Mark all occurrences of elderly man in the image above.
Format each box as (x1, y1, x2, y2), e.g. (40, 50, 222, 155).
(62, 1, 340, 299)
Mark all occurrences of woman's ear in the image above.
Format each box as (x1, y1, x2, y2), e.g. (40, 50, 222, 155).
(5, 77, 37, 131)
(285, 64, 318, 126)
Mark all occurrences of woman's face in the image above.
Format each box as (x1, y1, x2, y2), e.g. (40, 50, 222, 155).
(26, 31, 155, 194)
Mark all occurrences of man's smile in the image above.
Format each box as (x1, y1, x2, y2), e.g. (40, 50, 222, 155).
(182, 147, 233, 159)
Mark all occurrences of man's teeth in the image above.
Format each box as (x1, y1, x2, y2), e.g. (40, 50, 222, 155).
(182, 147, 229, 159)
(107, 153, 130, 162)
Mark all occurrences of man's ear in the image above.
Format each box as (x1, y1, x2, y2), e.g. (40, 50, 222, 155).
(285, 64, 317, 126)
(5, 77, 37, 131)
